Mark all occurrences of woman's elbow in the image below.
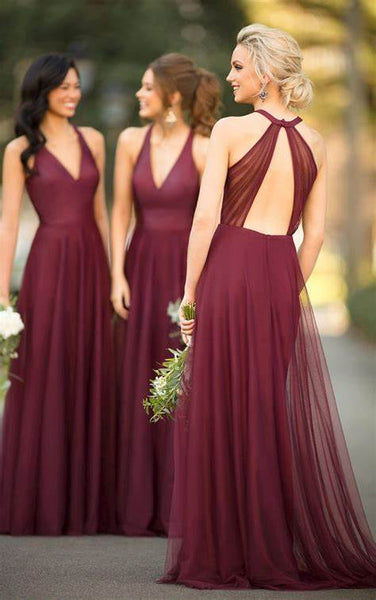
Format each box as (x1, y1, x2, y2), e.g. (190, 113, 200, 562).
(0, 219, 19, 238)
(192, 213, 217, 232)
(304, 229, 325, 248)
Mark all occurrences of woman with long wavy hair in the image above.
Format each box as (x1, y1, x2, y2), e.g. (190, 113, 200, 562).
(111, 53, 221, 536)
(0, 54, 116, 535)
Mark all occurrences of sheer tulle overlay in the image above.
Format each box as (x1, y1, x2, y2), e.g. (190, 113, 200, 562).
(161, 111, 376, 589)
(116, 127, 199, 535)
(0, 128, 116, 535)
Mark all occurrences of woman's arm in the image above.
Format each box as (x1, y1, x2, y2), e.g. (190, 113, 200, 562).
(179, 119, 230, 343)
(110, 128, 141, 319)
(0, 140, 26, 305)
(298, 137, 327, 283)
(180, 121, 229, 338)
(183, 121, 229, 300)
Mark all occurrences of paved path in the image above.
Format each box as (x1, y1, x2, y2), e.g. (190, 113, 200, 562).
(321, 332, 375, 536)
(0, 330, 375, 600)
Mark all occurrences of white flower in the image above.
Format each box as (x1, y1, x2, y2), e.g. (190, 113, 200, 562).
(167, 298, 181, 325)
(154, 376, 167, 395)
(0, 307, 24, 339)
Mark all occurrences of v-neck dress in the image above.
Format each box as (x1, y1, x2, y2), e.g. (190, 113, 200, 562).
(0, 127, 116, 535)
(116, 126, 200, 536)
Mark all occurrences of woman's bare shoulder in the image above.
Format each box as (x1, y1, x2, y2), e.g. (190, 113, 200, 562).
(211, 115, 246, 134)
(298, 122, 326, 169)
(5, 135, 29, 156)
(78, 126, 103, 144)
(78, 127, 105, 160)
(118, 125, 149, 147)
(211, 114, 267, 152)
(116, 126, 150, 162)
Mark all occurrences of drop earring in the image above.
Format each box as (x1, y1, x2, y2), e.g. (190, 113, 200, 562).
(165, 106, 178, 125)
(259, 87, 268, 102)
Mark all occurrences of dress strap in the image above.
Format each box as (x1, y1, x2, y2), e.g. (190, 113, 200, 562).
(72, 124, 85, 146)
(183, 129, 195, 157)
(254, 109, 302, 128)
(72, 125, 99, 172)
(132, 125, 153, 170)
(73, 125, 92, 156)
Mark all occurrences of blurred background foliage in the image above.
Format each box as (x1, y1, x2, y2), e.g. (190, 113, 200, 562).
(0, 0, 375, 339)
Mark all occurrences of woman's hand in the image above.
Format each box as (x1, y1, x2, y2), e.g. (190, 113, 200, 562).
(111, 275, 131, 319)
(0, 295, 10, 308)
(179, 296, 196, 345)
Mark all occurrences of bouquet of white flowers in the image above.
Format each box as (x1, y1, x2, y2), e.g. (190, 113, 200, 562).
(143, 301, 195, 422)
(0, 305, 24, 400)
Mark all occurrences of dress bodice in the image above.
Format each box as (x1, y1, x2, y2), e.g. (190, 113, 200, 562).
(26, 127, 99, 227)
(132, 126, 200, 233)
(220, 110, 318, 235)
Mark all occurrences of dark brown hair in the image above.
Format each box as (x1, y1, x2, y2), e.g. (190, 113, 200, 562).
(15, 53, 79, 175)
(149, 53, 221, 137)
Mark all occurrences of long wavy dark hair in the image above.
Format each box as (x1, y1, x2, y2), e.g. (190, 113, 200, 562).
(15, 53, 79, 175)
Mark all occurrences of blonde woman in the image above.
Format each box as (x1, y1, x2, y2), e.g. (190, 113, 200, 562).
(161, 25, 376, 589)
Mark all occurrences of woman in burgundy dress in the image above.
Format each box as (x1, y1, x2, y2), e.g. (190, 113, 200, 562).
(161, 25, 376, 589)
(111, 54, 220, 535)
(0, 54, 115, 534)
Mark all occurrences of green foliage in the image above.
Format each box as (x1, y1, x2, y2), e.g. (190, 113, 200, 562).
(143, 346, 189, 422)
(0, 2, 247, 124)
(347, 282, 376, 342)
(143, 302, 196, 422)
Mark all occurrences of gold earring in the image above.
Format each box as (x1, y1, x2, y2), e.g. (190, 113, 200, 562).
(165, 106, 178, 124)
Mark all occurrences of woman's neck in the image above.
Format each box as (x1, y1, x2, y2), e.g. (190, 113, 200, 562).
(40, 112, 73, 141)
(252, 89, 295, 119)
(152, 113, 190, 141)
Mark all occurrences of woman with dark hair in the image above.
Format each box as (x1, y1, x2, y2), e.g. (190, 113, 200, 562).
(111, 53, 221, 535)
(0, 53, 116, 535)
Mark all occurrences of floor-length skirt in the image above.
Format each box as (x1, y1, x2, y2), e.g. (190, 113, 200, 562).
(162, 223, 376, 590)
(0, 221, 116, 535)
(116, 226, 189, 535)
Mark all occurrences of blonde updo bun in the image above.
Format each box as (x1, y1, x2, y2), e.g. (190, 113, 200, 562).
(237, 24, 313, 109)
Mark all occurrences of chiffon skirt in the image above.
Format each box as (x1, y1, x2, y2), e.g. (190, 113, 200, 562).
(162, 223, 376, 590)
(116, 226, 189, 535)
(0, 221, 116, 535)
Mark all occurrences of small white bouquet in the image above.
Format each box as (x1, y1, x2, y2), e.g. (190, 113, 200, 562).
(166, 298, 182, 339)
(0, 305, 24, 400)
(143, 301, 195, 422)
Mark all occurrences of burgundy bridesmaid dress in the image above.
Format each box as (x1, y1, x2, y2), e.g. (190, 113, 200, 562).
(0, 127, 116, 535)
(161, 110, 376, 589)
(116, 126, 199, 535)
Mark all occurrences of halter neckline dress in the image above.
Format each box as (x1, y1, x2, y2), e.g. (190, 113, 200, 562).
(161, 110, 376, 589)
